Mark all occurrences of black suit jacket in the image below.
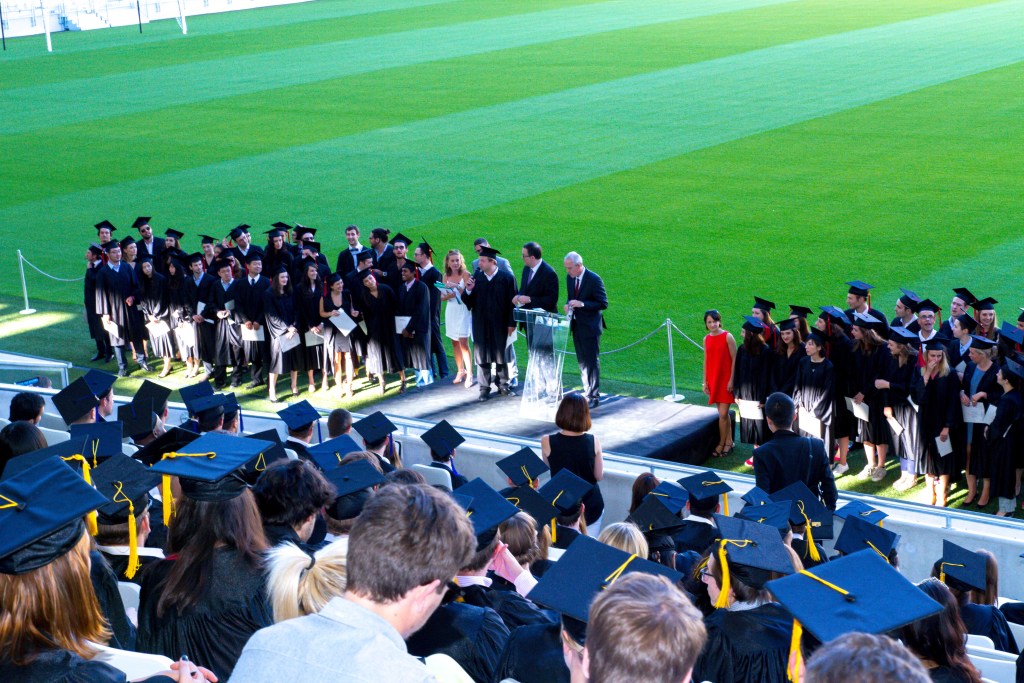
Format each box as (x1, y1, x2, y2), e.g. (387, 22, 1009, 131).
(137, 238, 166, 273)
(336, 246, 364, 279)
(566, 268, 607, 337)
(519, 260, 559, 313)
(752, 430, 838, 509)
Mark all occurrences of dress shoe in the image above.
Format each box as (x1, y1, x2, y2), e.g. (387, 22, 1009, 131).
(90, 353, 104, 362)
(479, 391, 491, 402)
(138, 361, 152, 372)
(230, 380, 242, 388)
(117, 369, 130, 378)
(246, 380, 266, 389)
(588, 398, 599, 409)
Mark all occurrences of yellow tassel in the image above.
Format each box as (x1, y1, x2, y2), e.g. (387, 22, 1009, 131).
(61, 454, 97, 535)
(91, 439, 100, 468)
(722, 494, 729, 517)
(797, 501, 820, 563)
(550, 518, 557, 544)
(86, 510, 98, 537)
(938, 562, 963, 585)
(865, 540, 889, 564)
(788, 619, 803, 682)
(162, 474, 173, 527)
(603, 554, 638, 587)
(112, 482, 141, 580)
(715, 541, 732, 609)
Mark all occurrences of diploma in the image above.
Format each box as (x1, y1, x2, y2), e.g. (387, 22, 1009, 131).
(886, 416, 904, 438)
(279, 332, 301, 353)
(329, 310, 357, 336)
(845, 397, 870, 421)
(962, 403, 985, 424)
(241, 326, 265, 342)
(984, 404, 998, 425)
(145, 320, 170, 337)
(224, 300, 235, 311)
(737, 399, 763, 420)
(935, 436, 953, 457)
(304, 330, 324, 347)
(176, 324, 196, 348)
(395, 316, 412, 334)
(798, 408, 822, 438)
(102, 319, 121, 337)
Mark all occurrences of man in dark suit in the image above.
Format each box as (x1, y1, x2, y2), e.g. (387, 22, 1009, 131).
(335, 225, 365, 278)
(231, 252, 271, 388)
(514, 242, 559, 313)
(753, 392, 838, 509)
(132, 217, 165, 275)
(563, 251, 607, 408)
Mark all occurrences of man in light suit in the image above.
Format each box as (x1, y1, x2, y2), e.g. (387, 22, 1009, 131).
(564, 251, 607, 408)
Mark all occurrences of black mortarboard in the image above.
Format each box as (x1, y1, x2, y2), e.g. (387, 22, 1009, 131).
(359, 268, 375, 281)
(973, 297, 998, 311)
(132, 217, 152, 229)
(101, 240, 121, 252)
(294, 225, 316, 239)
(834, 500, 887, 526)
(753, 296, 776, 312)
(477, 246, 501, 260)
(711, 515, 793, 601)
(771, 482, 834, 538)
(132, 427, 201, 467)
(916, 299, 940, 313)
(956, 313, 979, 333)
(806, 329, 829, 346)
(229, 224, 251, 240)
(418, 239, 434, 257)
(136, 252, 154, 264)
(647, 481, 689, 515)
(1004, 358, 1024, 382)
(496, 447, 548, 486)
(778, 318, 798, 332)
(898, 287, 922, 307)
(789, 305, 813, 318)
(278, 400, 321, 432)
(0, 437, 90, 482)
(921, 336, 950, 352)
(852, 312, 884, 332)
(742, 315, 765, 333)
(83, 369, 117, 397)
(324, 460, 385, 521)
(52, 378, 100, 424)
(887, 326, 919, 345)
(238, 435, 289, 487)
(185, 251, 203, 264)
(952, 287, 976, 305)
(736, 500, 792, 535)
(189, 394, 228, 422)
(833, 515, 899, 559)
(307, 434, 363, 472)
(389, 232, 413, 246)
(92, 455, 160, 525)
(628, 495, 685, 535)
(538, 469, 593, 515)
(271, 221, 292, 231)
(846, 280, 874, 297)
(457, 478, 520, 549)
(1000, 321, 1024, 345)
(818, 305, 848, 326)
(504, 484, 558, 529)
(69, 421, 124, 465)
(119, 235, 136, 248)
(0, 458, 109, 575)
(88, 243, 104, 257)
(117, 401, 157, 440)
(356, 249, 374, 263)
(132, 380, 172, 415)
(969, 334, 998, 351)
(938, 540, 986, 591)
(528, 535, 683, 645)
(178, 380, 214, 415)
(303, 241, 322, 254)
(741, 486, 771, 506)
(767, 550, 942, 644)
(199, 234, 217, 245)
(164, 229, 184, 241)
(244, 251, 263, 263)
(678, 471, 733, 514)
(421, 420, 465, 458)
(352, 411, 396, 445)
(211, 258, 232, 273)
(95, 220, 116, 233)
(398, 260, 418, 273)
(150, 433, 272, 509)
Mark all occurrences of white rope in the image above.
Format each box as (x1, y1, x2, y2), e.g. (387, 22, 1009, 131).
(21, 255, 85, 282)
(563, 321, 668, 357)
(670, 322, 705, 351)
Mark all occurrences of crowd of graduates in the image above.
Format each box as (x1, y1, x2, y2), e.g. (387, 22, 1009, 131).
(703, 281, 1024, 512)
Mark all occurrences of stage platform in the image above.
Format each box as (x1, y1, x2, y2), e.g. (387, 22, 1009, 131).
(370, 382, 722, 465)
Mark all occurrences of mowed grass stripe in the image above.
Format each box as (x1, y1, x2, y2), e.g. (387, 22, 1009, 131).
(0, 0, 806, 132)
(0, 0, 995, 206)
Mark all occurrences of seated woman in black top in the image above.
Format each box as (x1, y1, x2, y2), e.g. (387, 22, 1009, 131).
(541, 393, 604, 533)
(899, 579, 983, 683)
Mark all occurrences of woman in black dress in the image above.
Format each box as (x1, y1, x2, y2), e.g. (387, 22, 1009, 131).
(167, 258, 200, 378)
(320, 273, 356, 398)
(881, 328, 921, 492)
(137, 255, 176, 378)
(396, 261, 433, 387)
(794, 329, 835, 450)
(541, 393, 605, 534)
(359, 270, 406, 395)
(731, 316, 774, 453)
(960, 338, 1002, 506)
(295, 260, 325, 394)
(849, 315, 892, 483)
(772, 318, 805, 397)
(987, 361, 1023, 516)
(263, 267, 301, 402)
(911, 340, 959, 507)
(815, 309, 856, 475)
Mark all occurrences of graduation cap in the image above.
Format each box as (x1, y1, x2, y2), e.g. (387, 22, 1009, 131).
(132, 216, 152, 229)
(952, 287, 976, 305)
(238, 433, 289, 486)
(1000, 321, 1024, 345)
(88, 244, 104, 257)
(270, 221, 292, 231)
(302, 241, 322, 254)
(851, 312, 884, 331)
(278, 400, 321, 434)
(389, 232, 413, 246)
(243, 251, 263, 263)
(119, 235, 136, 249)
(916, 299, 941, 314)
(538, 469, 593, 516)
(117, 401, 156, 441)
(504, 484, 558, 533)
(95, 220, 116, 234)
(398, 260, 418, 274)
(806, 329, 829, 346)
(356, 249, 374, 263)
(132, 380, 172, 415)
(956, 313, 979, 333)
(421, 420, 465, 459)
(898, 287, 922, 308)
(496, 448, 548, 487)
(150, 433, 274, 525)
(0, 437, 91, 482)
(771, 481, 833, 539)
(778, 318, 798, 333)
(457, 478, 520, 550)
(186, 251, 204, 263)
(69, 421, 124, 466)
(766, 549, 942, 673)
(833, 515, 899, 561)
(741, 315, 765, 333)
(324, 460, 386, 521)
(735, 500, 792, 536)
(969, 335, 998, 351)
(1004, 358, 1024, 383)
(887, 326, 919, 345)
(845, 280, 874, 297)
(164, 229, 185, 241)
(418, 238, 434, 258)
(710, 515, 794, 607)
(178, 380, 214, 415)
(818, 305, 848, 326)
(973, 297, 998, 311)
(294, 225, 316, 240)
(229, 224, 251, 240)
(647, 481, 688, 515)
(353, 411, 396, 446)
(0, 457, 110, 575)
(937, 540, 987, 592)
(52, 378, 100, 425)
(358, 268, 376, 281)
(198, 234, 217, 245)
(91, 455, 161, 579)
(678, 471, 733, 515)
(789, 305, 813, 319)
(834, 499, 887, 526)
(211, 259, 233, 274)
(133, 427, 201, 468)
(528, 535, 683, 645)
(753, 296, 776, 312)
(83, 369, 117, 398)
(477, 246, 501, 260)
(307, 434, 363, 472)
(189, 394, 230, 423)
(628, 495, 685, 536)
(136, 252, 154, 264)
(101, 240, 121, 253)
(741, 486, 771, 506)
(921, 336, 950, 352)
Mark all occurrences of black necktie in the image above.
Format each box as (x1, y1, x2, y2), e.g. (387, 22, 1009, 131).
(574, 278, 580, 297)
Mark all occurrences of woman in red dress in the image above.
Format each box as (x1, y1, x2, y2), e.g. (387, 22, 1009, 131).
(703, 309, 737, 457)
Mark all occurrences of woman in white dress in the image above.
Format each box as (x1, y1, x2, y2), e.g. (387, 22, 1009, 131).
(441, 249, 474, 388)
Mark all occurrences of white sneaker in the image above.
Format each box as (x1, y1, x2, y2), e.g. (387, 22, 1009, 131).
(857, 465, 874, 479)
(871, 467, 887, 482)
(832, 463, 850, 476)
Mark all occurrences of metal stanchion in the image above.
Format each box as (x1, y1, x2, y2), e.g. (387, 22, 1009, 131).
(663, 317, 684, 402)
(18, 250, 37, 315)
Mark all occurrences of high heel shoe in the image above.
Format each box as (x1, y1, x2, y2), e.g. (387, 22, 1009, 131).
(721, 444, 735, 457)
(453, 372, 465, 384)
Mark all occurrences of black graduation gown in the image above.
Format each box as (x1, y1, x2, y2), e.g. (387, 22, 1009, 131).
(494, 622, 570, 683)
(463, 269, 517, 366)
(201, 278, 240, 366)
(962, 603, 1018, 653)
(383, 258, 408, 292)
(429, 460, 468, 489)
(360, 284, 405, 375)
(262, 289, 301, 374)
(90, 550, 136, 651)
(454, 583, 555, 631)
(791, 537, 829, 568)
(673, 519, 720, 554)
(184, 274, 214, 362)
(137, 549, 272, 680)
(850, 344, 893, 446)
(845, 306, 890, 334)
(321, 290, 355, 355)
(0, 649, 175, 683)
(371, 245, 396, 282)
(138, 272, 175, 357)
(405, 601, 510, 683)
(734, 344, 774, 445)
(95, 263, 141, 347)
(772, 346, 806, 397)
(101, 550, 163, 587)
(986, 389, 1021, 500)
(231, 275, 271, 368)
(892, 316, 921, 334)
(85, 264, 106, 342)
(825, 331, 857, 440)
(911, 370, 960, 477)
(262, 246, 292, 280)
(947, 338, 972, 373)
(397, 279, 432, 371)
(551, 525, 580, 551)
(295, 282, 324, 372)
(962, 363, 1003, 478)
(693, 603, 793, 683)
(887, 359, 920, 466)
(794, 357, 835, 449)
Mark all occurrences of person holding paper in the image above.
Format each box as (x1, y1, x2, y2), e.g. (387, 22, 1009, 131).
(702, 310, 736, 458)
(95, 239, 150, 377)
(171, 255, 203, 378)
(263, 267, 302, 402)
(320, 273, 356, 398)
(359, 270, 407, 395)
(731, 316, 774, 451)
(397, 261, 433, 388)
(137, 254, 175, 378)
(233, 252, 271, 389)
(295, 259, 327, 393)
(202, 258, 242, 389)
(794, 329, 834, 452)
(415, 240, 450, 381)
(947, 313, 977, 375)
(440, 249, 474, 388)
(816, 308, 856, 475)
(464, 246, 517, 401)
(960, 338, 1002, 506)
(910, 339, 960, 507)
(986, 360, 1024, 516)
(849, 314, 893, 483)
(881, 327, 922, 492)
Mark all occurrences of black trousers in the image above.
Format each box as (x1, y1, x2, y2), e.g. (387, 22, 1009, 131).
(573, 333, 600, 400)
(430, 321, 449, 378)
(477, 362, 510, 394)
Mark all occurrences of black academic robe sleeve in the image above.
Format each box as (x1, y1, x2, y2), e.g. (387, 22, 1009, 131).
(693, 604, 793, 683)
(397, 280, 430, 335)
(405, 602, 510, 683)
(89, 550, 136, 651)
(0, 648, 177, 683)
(495, 622, 570, 683)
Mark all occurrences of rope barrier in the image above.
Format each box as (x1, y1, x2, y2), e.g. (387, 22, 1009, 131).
(670, 322, 705, 351)
(21, 255, 85, 282)
(562, 321, 668, 357)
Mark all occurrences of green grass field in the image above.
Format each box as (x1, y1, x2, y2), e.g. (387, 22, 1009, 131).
(1, 0, 1023, 508)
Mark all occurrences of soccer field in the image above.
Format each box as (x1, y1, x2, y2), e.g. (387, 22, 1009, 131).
(1, 0, 1022, 392)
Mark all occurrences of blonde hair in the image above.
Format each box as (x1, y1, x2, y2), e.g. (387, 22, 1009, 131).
(445, 250, 466, 277)
(499, 513, 540, 566)
(922, 349, 951, 379)
(266, 539, 349, 622)
(598, 522, 649, 559)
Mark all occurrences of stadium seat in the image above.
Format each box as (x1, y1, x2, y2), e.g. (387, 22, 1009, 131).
(118, 581, 141, 614)
(38, 426, 70, 446)
(0, 417, 9, 428)
(283, 448, 298, 461)
(1006, 621, 1024, 653)
(967, 654, 1015, 683)
(424, 654, 475, 683)
(87, 641, 173, 679)
(413, 464, 452, 491)
(37, 412, 68, 431)
(967, 634, 997, 650)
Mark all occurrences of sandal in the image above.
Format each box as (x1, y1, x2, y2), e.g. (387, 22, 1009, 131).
(721, 444, 735, 457)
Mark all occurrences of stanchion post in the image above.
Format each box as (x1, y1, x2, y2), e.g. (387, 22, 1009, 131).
(664, 318, 684, 402)
(18, 250, 37, 315)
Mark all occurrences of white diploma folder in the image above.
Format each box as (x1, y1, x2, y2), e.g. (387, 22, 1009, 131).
(845, 397, 870, 421)
(886, 416, 904, 438)
(304, 330, 324, 347)
(935, 436, 953, 457)
(329, 311, 357, 336)
(279, 332, 301, 353)
(395, 316, 412, 334)
(241, 326, 265, 342)
(737, 399, 763, 421)
(962, 403, 986, 424)
(798, 408, 822, 438)
(145, 320, 170, 337)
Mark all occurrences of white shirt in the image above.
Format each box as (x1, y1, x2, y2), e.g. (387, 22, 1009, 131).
(95, 544, 166, 560)
(454, 575, 492, 589)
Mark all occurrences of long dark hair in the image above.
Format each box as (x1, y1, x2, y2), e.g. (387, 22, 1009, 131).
(900, 579, 982, 683)
(157, 491, 268, 617)
(743, 329, 766, 356)
(272, 272, 292, 297)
